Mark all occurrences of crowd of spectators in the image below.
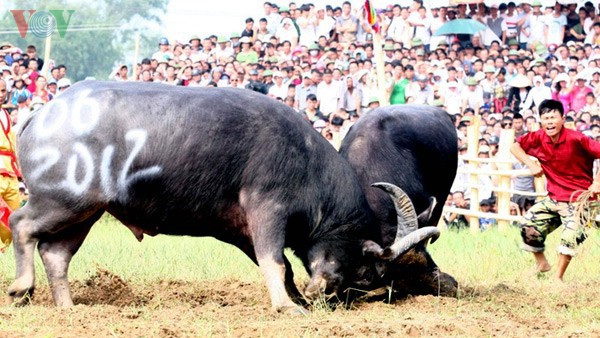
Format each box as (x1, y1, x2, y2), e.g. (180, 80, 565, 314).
(3, 1, 600, 230)
(0, 42, 71, 128)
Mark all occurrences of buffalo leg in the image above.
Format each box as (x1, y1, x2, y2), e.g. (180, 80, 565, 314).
(284, 255, 306, 305)
(7, 205, 38, 305)
(8, 196, 102, 306)
(227, 234, 305, 307)
(242, 198, 305, 314)
(37, 211, 103, 307)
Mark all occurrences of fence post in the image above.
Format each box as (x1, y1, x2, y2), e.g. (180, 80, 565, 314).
(466, 115, 481, 232)
(496, 128, 515, 230)
(528, 120, 546, 201)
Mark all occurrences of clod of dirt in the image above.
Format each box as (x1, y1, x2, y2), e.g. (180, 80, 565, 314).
(72, 268, 147, 306)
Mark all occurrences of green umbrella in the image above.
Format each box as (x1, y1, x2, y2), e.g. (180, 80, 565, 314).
(433, 19, 487, 36)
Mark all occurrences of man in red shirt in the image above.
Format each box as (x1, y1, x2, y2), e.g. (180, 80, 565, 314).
(510, 99, 600, 281)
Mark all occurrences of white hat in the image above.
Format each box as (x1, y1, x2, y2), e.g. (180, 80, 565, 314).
(447, 81, 458, 88)
(479, 145, 490, 153)
(575, 72, 587, 81)
(354, 69, 369, 82)
(273, 71, 283, 78)
(533, 75, 544, 84)
(552, 73, 570, 84)
(509, 74, 532, 88)
(57, 78, 72, 88)
(313, 119, 327, 129)
(239, 36, 252, 44)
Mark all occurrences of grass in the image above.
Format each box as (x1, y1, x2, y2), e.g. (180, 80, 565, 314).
(1, 216, 600, 337)
(1, 215, 599, 288)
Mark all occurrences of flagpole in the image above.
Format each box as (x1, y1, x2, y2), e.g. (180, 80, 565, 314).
(132, 32, 140, 81)
(41, 35, 52, 78)
(373, 32, 387, 106)
(364, 0, 388, 106)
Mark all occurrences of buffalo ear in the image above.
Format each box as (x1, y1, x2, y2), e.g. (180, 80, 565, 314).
(417, 197, 437, 226)
(362, 240, 384, 256)
(362, 240, 395, 260)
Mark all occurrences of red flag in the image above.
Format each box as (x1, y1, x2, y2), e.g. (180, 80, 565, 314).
(364, 0, 380, 33)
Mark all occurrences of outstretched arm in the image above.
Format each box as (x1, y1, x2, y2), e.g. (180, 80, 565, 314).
(510, 142, 543, 176)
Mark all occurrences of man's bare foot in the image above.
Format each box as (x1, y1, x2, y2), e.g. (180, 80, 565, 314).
(537, 261, 551, 273)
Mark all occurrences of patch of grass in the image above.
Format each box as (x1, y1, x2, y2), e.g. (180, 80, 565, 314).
(1, 216, 600, 337)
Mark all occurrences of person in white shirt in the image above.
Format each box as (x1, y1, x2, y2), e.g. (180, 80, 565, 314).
(316, 7, 336, 40)
(529, 2, 547, 45)
(409, 6, 432, 51)
(502, 2, 519, 44)
(387, 5, 404, 43)
(316, 69, 341, 117)
(151, 38, 174, 63)
(297, 5, 317, 47)
(268, 71, 289, 99)
(520, 76, 552, 113)
(517, 2, 532, 50)
(429, 6, 448, 51)
(545, 4, 567, 46)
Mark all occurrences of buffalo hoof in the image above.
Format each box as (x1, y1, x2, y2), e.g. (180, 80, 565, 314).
(7, 286, 35, 306)
(278, 305, 309, 316)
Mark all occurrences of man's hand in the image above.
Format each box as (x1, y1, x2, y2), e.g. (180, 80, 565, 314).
(589, 181, 600, 194)
(529, 162, 543, 177)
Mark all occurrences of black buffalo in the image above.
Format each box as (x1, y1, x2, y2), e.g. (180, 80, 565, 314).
(8, 82, 440, 313)
(340, 105, 458, 296)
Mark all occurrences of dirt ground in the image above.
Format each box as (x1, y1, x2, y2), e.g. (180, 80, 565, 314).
(1, 269, 599, 338)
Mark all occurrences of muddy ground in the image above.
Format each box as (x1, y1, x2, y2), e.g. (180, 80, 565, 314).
(1, 269, 599, 337)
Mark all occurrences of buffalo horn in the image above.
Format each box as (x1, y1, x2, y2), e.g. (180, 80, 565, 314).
(371, 182, 418, 238)
(378, 227, 441, 261)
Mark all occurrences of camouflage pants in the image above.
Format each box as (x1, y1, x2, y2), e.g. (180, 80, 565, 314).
(520, 197, 587, 257)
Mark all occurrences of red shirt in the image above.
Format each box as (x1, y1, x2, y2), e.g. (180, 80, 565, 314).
(517, 128, 600, 202)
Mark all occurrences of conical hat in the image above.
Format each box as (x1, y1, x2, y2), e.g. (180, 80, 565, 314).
(509, 74, 532, 88)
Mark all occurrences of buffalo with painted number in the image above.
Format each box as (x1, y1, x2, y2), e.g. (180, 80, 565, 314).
(339, 105, 459, 297)
(8, 81, 443, 313)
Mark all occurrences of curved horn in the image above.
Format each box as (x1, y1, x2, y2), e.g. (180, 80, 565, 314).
(378, 227, 440, 261)
(371, 182, 418, 238)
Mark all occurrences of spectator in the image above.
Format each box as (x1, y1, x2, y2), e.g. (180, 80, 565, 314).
(545, 3, 567, 46)
(236, 37, 258, 65)
(297, 5, 317, 48)
(276, 18, 299, 48)
(570, 73, 593, 112)
(300, 93, 326, 126)
(462, 77, 484, 115)
(31, 76, 51, 103)
(9, 79, 30, 107)
(445, 191, 470, 230)
(256, 18, 273, 42)
(112, 65, 129, 81)
(552, 73, 572, 113)
(486, 5, 506, 45)
(294, 73, 316, 111)
(152, 38, 174, 63)
(521, 76, 552, 114)
(479, 199, 497, 231)
(57, 78, 71, 93)
(335, 1, 358, 46)
(338, 75, 361, 116)
(24, 45, 43, 71)
(409, 3, 432, 51)
(316, 69, 340, 117)
(241, 18, 256, 41)
(267, 71, 288, 99)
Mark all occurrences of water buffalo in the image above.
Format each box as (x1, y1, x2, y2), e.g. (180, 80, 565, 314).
(8, 81, 440, 313)
(340, 105, 459, 297)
